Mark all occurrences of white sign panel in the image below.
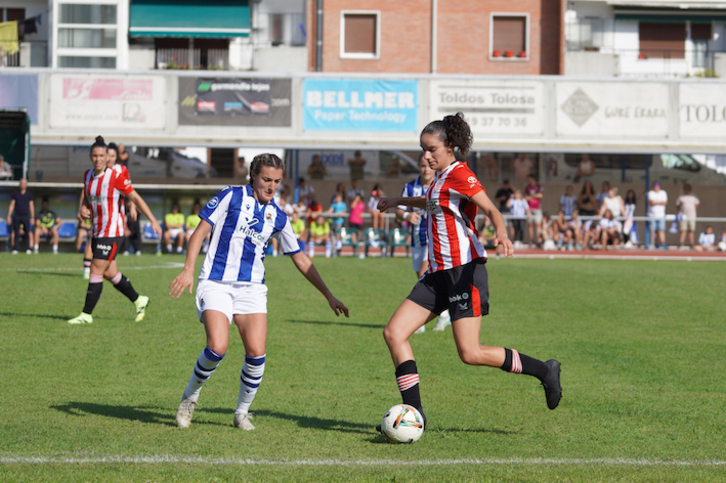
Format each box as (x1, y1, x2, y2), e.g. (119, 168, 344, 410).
(555, 82, 669, 138)
(49, 74, 167, 130)
(679, 83, 726, 139)
(430, 80, 545, 137)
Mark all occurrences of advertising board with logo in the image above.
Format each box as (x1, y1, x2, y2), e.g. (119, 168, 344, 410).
(429, 80, 545, 137)
(48, 75, 167, 130)
(178, 77, 291, 127)
(555, 82, 670, 138)
(679, 83, 726, 139)
(0, 75, 38, 125)
(303, 79, 418, 132)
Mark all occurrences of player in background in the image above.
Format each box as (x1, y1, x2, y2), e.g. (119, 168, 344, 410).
(376, 113, 562, 431)
(395, 153, 451, 333)
(68, 136, 162, 325)
(78, 142, 135, 277)
(169, 153, 348, 431)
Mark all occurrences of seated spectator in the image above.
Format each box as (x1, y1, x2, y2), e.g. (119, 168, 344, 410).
(538, 212, 556, 250)
(582, 217, 601, 250)
(0, 154, 12, 179)
(76, 216, 92, 254)
(164, 202, 186, 254)
(695, 225, 716, 252)
(578, 180, 598, 217)
(599, 210, 622, 249)
(506, 190, 529, 247)
(290, 211, 307, 253)
(330, 182, 346, 205)
(33, 197, 61, 254)
(478, 216, 504, 255)
(568, 210, 583, 250)
(719, 227, 726, 252)
(185, 201, 209, 254)
(599, 187, 625, 220)
(558, 185, 577, 217)
(306, 194, 323, 228)
(368, 185, 385, 230)
(307, 155, 327, 180)
(308, 214, 332, 258)
(553, 210, 574, 250)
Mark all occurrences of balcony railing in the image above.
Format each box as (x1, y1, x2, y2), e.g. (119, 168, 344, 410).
(0, 41, 49, 67)
(567, 46, 722, 76)
(156, 48, 228, 70)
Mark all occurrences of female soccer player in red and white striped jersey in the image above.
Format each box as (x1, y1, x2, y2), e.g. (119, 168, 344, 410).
(376, 113, 562, 431)
(67, 136, 162, 325)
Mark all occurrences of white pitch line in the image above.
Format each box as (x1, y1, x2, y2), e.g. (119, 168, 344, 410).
(1, 456, 724, 466)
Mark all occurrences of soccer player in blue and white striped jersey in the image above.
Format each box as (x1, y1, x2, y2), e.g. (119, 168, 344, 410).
(169, 153, 349, 430)
(395, 153, 451, 332)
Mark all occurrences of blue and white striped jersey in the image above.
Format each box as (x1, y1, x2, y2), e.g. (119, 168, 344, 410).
(397, 177, 428, 248)
(198, 185, 301, 283)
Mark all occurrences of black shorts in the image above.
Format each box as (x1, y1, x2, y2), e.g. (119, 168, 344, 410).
(92, 236, 123, 261)
(407, 258, 489, 321)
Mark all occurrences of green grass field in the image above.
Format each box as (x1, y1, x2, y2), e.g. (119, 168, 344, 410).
(0, 253, 724, 482)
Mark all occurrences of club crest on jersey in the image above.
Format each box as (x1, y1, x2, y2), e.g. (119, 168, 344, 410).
(207, 197, 219, 209)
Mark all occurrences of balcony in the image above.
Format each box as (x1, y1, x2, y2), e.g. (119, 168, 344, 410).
(0, 41, 48, 67)
(156, 48, 229, 70)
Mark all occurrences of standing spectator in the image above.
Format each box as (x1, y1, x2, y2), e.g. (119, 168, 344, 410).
(558, 185, 577, 217)
(545, 155, 558, 181)
(347, 179, 364, 204)
(647, 182, 668, 249)
(0, 154, 12, 179)
(234, 156, 249, 183)
(511, 153, 533, 186)
(347, 150, 367, 181)
(33, 197, 61, 254)
(576, 153, 595, 182)
(164, 202, 186, 254)
(524, 175, 543, 247)
(694, 225, 716, 252)
(368, 185, 385, 231)
(507, 190, 530, 246)
(577, 181, 598, 217)
(330, 182, 346, 205)
(327, 193, 347, 255)
(7, 178, 34, 254)
(623, 189, 638, 247)
(596, 181, 611, 206)
(348, 193, 366, 247)
(295, 177, 314, 206)
(676, 184, 700, 249)
(117, 143, 130, 166)
(599, 187, 625, 219)
(480, 154, 499, 182)
(307, 154, 327, 180)
(495, 179, 514, 239)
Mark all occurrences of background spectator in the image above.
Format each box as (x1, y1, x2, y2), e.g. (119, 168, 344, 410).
(290, 211, 307, 254)
(235, 156, 248, 182)
(495, 179, 514, 238)
(559, 185, 577, 217)
(695, 225, 716, 252)
(307, 155, 327, 180)
(296, 177, 314, 206)
(578, 181, 598, 217)
(368, 185, 385, 230)
(623, 189, 638, 247)
(596, 181, 611, 206)
(347, 150, 366, 181)
(347, 179, 364, 205)
(511, 153, 533, 185)
(0, 154, 12, 179)
(327, 193, 347, 255)
(33, 196, 61, 254)
(718, 227, 726, 252)
(576, 153, 595, 182)
(507, 189, 529, 247)
(599, 187, 625, 220)
(480, 154, 499, 182)
(308, 215, 332, 258)
(599, 210, 622, 249)
(524, 175, 543, 247)
(164, 202, 186, 254)
(330, 182, 346, 205)
(676, 184, 700, 249)
(76, 216, 91, 254)
(348, 194, 366, 245)
(647, 182, 668, 249)
(7, 178, 34, 254)
(185, 201, 208, 254)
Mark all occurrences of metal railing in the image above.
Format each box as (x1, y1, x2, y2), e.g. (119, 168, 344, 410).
(156, 48, 229, 70)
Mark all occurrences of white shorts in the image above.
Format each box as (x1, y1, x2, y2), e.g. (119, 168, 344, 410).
(196, 279, 268, 323)
(411, 246, 428, 273)
(168, 228, 184, 238)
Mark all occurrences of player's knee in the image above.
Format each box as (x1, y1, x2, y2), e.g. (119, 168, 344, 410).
(457, 347, 480, 365)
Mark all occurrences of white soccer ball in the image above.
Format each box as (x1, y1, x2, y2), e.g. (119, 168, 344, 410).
(380, 404, 424, 444)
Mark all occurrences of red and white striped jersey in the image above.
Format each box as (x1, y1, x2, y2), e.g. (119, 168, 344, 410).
(426, 161, 487, 272)
(84, 167, 134, 238)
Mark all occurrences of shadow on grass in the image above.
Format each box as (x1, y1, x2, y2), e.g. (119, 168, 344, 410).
(0, 311, 69, 321)
(203, 407, 372, 434)
(285, 319, 385, 329)
(51, 401, 225, 428)
(17, 270, 79, 278)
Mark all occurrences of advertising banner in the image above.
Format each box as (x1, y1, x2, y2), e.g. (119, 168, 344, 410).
(49, 75, 167, 130)
(178, 77, 291, 127)
(0, 75, 38, 125)
(303, 79, 418, 132)
(679, 83, 726, 139)
(555, 82, 669, 138)
(429, 80, 545, 137)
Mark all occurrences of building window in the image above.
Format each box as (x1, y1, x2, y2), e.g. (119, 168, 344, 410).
(490, 14, 529, 60)
(340, 11, 380, 59)
(639, 22, 686, 59)
(3, 8, 25, 22)
(58, 28, 117, 49)
(59, 56, 116, 68)
(59, 4, 116, 25)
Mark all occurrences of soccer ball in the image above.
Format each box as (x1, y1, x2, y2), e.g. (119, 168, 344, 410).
(380, 404, 424, 444)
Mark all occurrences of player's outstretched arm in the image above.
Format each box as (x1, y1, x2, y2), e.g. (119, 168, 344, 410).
(378, 196, 425, 212)
(169, 219, 212, 298)
(290, 251, 349, 317)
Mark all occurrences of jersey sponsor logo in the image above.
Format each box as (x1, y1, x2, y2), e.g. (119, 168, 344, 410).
(239, 213, 266, 246)
(448, 293, 469, 303)
(207, 196, 219, 209)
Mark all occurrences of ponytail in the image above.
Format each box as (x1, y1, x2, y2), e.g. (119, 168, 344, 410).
(421, 112, 473, 157)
